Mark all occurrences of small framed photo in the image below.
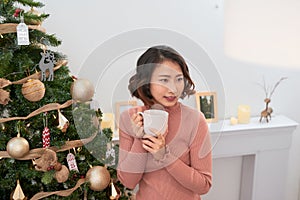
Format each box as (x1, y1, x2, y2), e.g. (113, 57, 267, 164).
(115, 100, 137, 127)
(195, 92, 218, 123)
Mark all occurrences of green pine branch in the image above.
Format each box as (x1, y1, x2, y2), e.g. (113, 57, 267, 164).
(15, 0, 44, 8)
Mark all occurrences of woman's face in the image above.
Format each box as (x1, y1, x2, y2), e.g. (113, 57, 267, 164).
(150, 60, 184, 107)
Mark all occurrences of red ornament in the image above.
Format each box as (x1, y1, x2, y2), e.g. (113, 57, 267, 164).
(14, 9, 22, 17)
(42, 127, 50, 148)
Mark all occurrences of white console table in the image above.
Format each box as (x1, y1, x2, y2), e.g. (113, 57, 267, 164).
(209, 115, 298, 200)
(113, 115, 298, 200)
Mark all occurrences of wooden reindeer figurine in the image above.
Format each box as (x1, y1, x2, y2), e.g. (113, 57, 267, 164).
(260, 98, 273, 122)
(259, 77, 287, 123)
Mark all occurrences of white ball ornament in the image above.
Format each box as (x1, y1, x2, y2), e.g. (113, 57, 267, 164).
(6, 134, 30, 159)
(86, 166, 111, 191)
(71, 79, 94, 102)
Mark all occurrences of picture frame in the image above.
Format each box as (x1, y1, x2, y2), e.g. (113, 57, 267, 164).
(195, 92, 218, 123)
(115, 100, 137, 128)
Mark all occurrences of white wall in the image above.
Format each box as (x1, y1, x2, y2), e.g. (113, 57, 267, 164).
(39, 1, 300, 199)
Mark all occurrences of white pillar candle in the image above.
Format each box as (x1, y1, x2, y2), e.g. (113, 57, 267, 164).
(238, 105, 251, 124)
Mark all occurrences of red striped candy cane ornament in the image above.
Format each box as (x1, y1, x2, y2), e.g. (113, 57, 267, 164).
(42, 127, 50, 148)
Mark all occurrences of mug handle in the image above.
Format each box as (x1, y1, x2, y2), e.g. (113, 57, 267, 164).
(137, 112, 144, 118)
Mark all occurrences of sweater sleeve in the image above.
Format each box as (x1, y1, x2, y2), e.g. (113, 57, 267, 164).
(117, 108, 148, 189)
(165, 113, 212, 195)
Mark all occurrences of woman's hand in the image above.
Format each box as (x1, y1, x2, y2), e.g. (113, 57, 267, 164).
(142, 130, 166, 160)
(130, 110, 145, 138)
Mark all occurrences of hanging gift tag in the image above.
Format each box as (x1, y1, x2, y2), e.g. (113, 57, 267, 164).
(17, 17, 29, 45)
(105, 143, 116, 166)
(67, 153, 79, 172)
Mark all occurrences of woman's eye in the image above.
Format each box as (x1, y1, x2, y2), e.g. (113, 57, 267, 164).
(159, 79, 168, 83)
(177, 77, 184, 82)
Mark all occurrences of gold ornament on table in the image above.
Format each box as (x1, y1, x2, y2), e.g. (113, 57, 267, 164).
(6, 133, 30, 159)
(11, 180, 26, 200)
(21, 79, 45, 102)
(258, 77, 287, 123)
(71, 78, 94, 102)
(85, 166, 111, 191)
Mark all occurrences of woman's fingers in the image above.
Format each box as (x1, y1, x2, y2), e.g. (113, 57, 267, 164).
(142, 134, 166, 160)
(142, 135, 165, 152)
(130, 112, 144, 138)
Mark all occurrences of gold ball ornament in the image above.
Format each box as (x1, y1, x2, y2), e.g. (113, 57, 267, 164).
(71, 79, 94, 102)
(54, 165, 69, 183)
(6, 135, 30, 159)
(22, 79, 45, 102)
(86, 166, 111, 191)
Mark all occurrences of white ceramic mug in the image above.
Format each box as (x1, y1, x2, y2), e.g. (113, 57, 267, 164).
(138, 109, 169, 136)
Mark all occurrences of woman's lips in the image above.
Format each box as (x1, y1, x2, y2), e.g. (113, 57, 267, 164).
(164, 96, 176, 102)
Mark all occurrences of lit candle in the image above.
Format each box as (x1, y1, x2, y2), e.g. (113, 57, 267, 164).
(230, 117, 238, 125)
(238, 105, 251, 124)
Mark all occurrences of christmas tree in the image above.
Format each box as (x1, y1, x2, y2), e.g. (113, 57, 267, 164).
(0, 0, 129, 199)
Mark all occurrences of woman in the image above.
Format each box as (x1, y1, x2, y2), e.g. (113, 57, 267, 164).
(117, 45, 212, 200)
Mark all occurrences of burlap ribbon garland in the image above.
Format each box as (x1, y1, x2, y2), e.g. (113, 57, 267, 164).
(0, 23, 46, 34)
(0, 89, 10, 105)
(0, 99, 99, 159)
(30, 178, 86, 200)
(0, 60, 67, 86)
(0, 130, 97, 159)
(0, 99, 73, 123)
(0, 60, 67, 105)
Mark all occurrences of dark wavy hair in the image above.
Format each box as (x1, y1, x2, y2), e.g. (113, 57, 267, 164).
(128, 45, 195, 106)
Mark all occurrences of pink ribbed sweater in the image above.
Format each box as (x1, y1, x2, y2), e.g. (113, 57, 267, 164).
(117, 102, 212, 200)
